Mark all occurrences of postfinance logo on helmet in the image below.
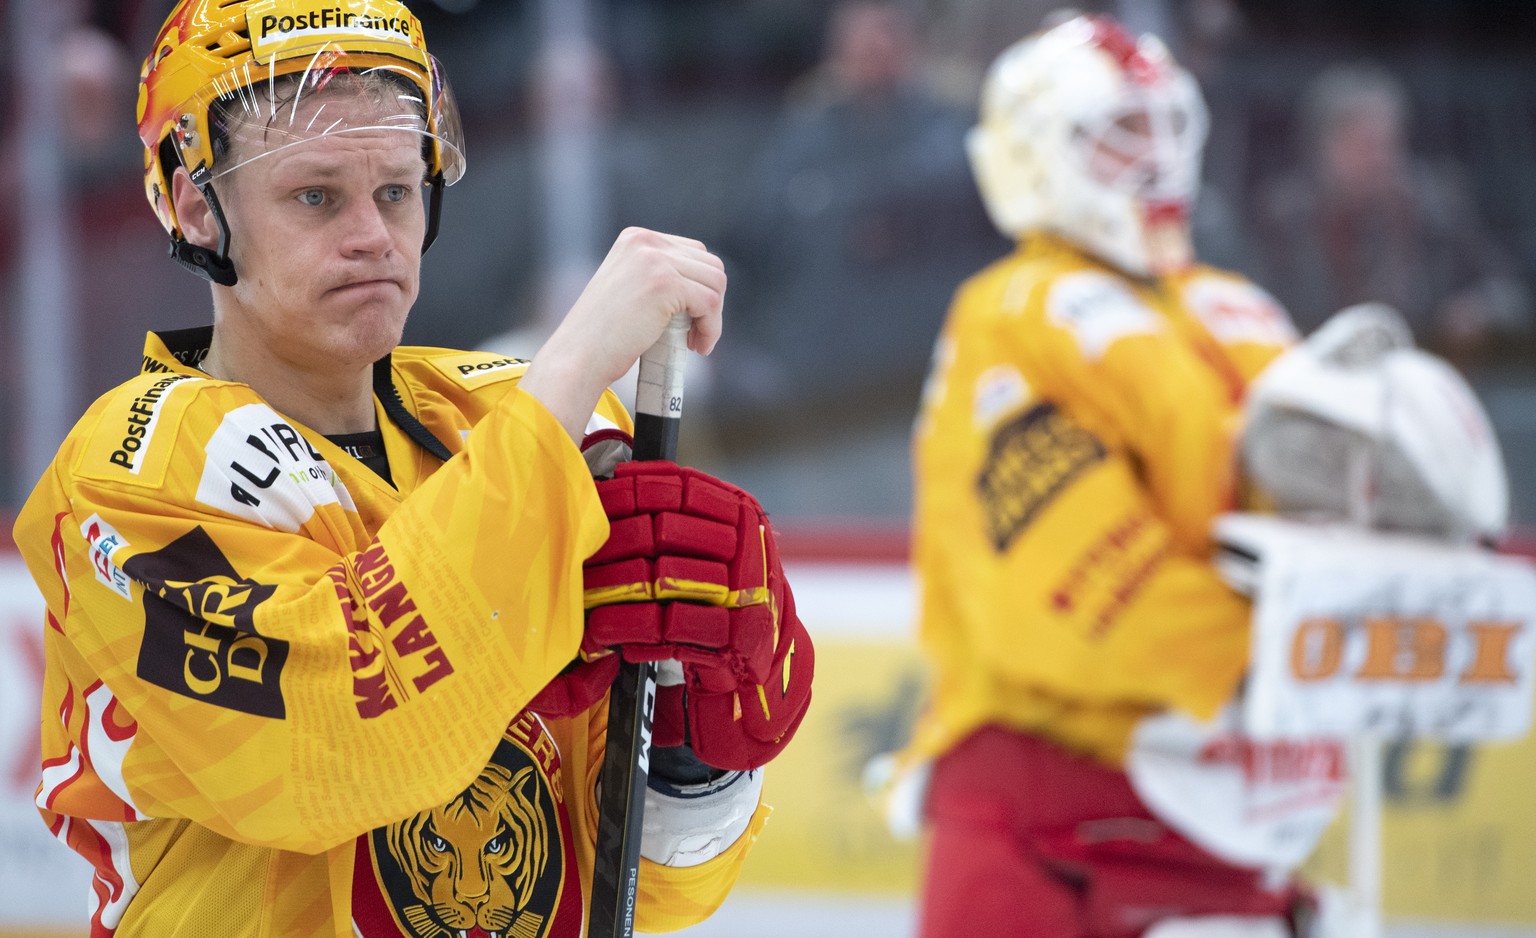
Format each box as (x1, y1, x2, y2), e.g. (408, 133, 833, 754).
(139, 0, 463, 285)
(248, 3, 420, 64)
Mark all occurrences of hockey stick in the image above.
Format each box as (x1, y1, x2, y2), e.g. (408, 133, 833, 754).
(588, 314, 689, 938)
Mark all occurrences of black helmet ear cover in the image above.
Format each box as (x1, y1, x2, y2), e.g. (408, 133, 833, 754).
(422, 170, 445, 254)
(166, 152, 238, 286)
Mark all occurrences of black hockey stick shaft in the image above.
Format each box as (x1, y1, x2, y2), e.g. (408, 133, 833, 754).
(589, 315, 689, 938)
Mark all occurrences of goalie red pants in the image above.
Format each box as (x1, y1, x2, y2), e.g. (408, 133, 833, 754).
(918, 726, 1312, 938)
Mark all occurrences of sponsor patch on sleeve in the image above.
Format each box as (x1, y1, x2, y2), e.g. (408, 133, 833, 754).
(976, 403, 1106, 552)
(1045, 272, 1163, 360)
(125, 527, 288, 719)
(431, 352, 531, 389)
(972, 364, 1033, 431)
(1183, 274, 1298, 346)
(80, 514, 134, 601)
(196, 403, 354, 533)
(76, 374, 203, 489)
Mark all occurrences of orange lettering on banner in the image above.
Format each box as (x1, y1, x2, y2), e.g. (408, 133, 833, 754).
(1462, 621, 1521, 684)
(1358, 617, 1446, 681)
(1291, 617, 1345, 681)
(1289, 615, 1524, 686)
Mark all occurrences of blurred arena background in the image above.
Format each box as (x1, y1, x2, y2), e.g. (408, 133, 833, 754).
(2, 0, 1535, 934)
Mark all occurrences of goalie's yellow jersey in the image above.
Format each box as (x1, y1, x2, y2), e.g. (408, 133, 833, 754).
(14, 327, 765, 938)
(906, 234, 1298, 770)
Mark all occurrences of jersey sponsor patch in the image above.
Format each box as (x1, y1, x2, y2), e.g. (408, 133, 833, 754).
(1182, 274, 1297, 346)
(432, 351, 531, 389)
(196, 403, 355, 533)
(125, 527, 288, 719)
(106, 374, 200, 476)
(976, 403, 1106, 552)
(971, 364, 1033, 431)
(1045, 271, 1162, 360)
(352, 711, 584, 937)
(80, 515, 133, 601)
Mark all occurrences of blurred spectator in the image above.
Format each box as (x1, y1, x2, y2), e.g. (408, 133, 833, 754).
(1, 9, 210, 507)
(917, 0, 1098, 106)
(712, 0, 1007, 516)
(1169, 0, 1257, 272)
(52, 24, 211, 388)
(416, 18, 734, 356)
(1250, 62, 1531, 359)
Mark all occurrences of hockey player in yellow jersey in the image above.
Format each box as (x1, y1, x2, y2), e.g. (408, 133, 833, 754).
(13, 1, 813, 935)
(896, 12, 1326, 938)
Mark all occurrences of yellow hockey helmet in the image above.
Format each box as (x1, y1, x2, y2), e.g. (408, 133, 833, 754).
(137, 0, 466, 283)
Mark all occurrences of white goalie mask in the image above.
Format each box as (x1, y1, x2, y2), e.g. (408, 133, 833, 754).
(967, 14, 1209, 277)
(1241, 304, 1510, 544)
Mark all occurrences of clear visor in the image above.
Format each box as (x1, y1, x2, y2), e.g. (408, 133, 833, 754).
(1069, 83, 1205, 200)
(200, 47, 465, 185)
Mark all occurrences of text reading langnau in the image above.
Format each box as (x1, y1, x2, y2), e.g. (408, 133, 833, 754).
(256, 9, 412, 40)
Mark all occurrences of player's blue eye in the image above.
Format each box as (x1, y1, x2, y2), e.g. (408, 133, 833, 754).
(299, 189, 325, 207)
(381, 185, 409, 203)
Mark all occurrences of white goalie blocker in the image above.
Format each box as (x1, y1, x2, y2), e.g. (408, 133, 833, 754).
(1210, 303, 1536, 938)
(1227, 302, 1534, 742)
(1238, 302, 1508, 544)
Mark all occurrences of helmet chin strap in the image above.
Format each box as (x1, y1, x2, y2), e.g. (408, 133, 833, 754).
(169, 168, 448, 286)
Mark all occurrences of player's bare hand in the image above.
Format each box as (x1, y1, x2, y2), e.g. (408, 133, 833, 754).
(522, 227, 726, 439)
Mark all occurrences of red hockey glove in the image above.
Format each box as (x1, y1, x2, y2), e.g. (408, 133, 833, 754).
(541, 460, 813, 771)
(526, 653, 619, 718)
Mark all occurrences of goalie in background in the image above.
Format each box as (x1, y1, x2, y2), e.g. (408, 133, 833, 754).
(885, 10, 1520, 937)
(885, 11, 1326, 937)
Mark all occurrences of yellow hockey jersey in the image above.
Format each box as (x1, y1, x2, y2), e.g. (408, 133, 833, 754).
(15, 327, 766, 937)
(907, 234, 1297, 769)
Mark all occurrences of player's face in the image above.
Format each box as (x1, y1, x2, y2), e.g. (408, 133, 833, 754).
(215, 91, 428, 373)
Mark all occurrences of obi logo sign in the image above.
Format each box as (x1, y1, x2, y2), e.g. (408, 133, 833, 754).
(1289, 616, 1522, 686)
(1243, 543, 1536, 742)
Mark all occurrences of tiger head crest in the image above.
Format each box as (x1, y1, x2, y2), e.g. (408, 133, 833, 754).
(384, 763, 552, 938)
